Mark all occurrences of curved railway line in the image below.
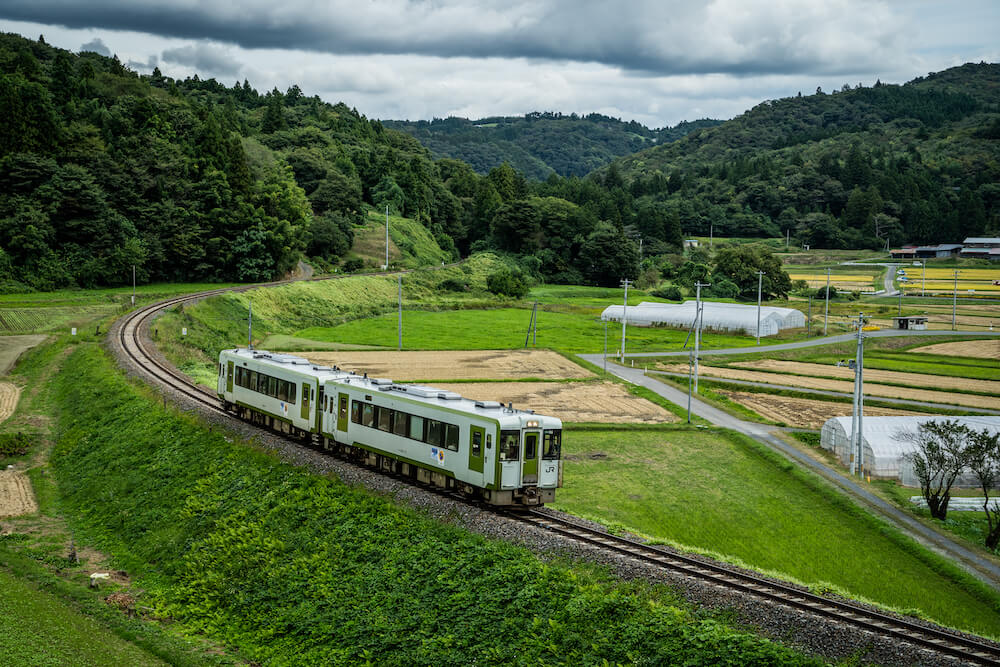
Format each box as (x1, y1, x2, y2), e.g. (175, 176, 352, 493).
(113, 283, 1000, 666)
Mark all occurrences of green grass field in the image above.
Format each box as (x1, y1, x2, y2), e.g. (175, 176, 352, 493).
(296, 307, 760, 354)
(552, 426, 1000, 637)
(0, 568, 166, 666)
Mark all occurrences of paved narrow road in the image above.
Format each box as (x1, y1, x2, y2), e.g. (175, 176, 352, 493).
(580, 353, 1000, 592)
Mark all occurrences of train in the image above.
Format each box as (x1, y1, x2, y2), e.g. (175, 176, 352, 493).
(217, 348, 562, 505)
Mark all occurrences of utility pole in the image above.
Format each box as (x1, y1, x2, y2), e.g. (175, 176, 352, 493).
(785, 228, 789, 251)
(687, 352, 694, 424)
(709, 222, 714, 248)
(897, 281, 902, 316)
(824, 268, 831, 336)
(247, 301, 253, 350)
(384, 205, 389, 270)
(397, 275, 402, 351)
(807, 296, 812, 337)
(603, 321, 608, 376)
(848, 312, 866, 477)
(693, 280, 711, 393)
(921, 259, 926, 297)
(756, 270, 765, 345)
(619, 278, 632, 362)
(131, 265, 136, 306)
(952, 269, 959, 331)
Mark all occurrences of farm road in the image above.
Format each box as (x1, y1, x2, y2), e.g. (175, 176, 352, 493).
(579, 353, 1000, 592)
(619, 328, 1000, 358)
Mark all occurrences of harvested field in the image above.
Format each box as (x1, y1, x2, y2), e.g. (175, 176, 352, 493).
(718, 391, 923, 429)
(302, 349, 593, 381)
(0, 382, 20, 423)
(910, 340, 1000, 359)
(428, 381, 676, 424)
(657, 363, 999, 410)
(0, 470, 37, 518)
(731, 360, 1000, 395)
(0, 335, 46, 375)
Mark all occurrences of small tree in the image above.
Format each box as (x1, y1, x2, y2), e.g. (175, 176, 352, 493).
(896, 420, 972, 520)
(966, 428, 1000, 550)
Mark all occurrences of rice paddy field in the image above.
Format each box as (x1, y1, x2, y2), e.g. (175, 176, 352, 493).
(785, 269, 881, 291)
(896, 266, 1000, 295)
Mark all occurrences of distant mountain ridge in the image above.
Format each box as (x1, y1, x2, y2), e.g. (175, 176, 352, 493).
(383, 113, 721, 180)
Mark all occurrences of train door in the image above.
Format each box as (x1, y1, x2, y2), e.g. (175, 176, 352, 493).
(226, 360, 234, 393)
(468, 425, 485, 476)
(316, 386, 325, 431)
(337, 393, 349, 432)
(499, 430, 521, 489)
(300, 381, 311, 421)
(522, 431, 539, 485)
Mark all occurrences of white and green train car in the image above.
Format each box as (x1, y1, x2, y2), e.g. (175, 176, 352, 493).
(218, 348, 562, 506)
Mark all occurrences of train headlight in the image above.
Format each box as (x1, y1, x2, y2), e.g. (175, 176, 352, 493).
(526, 420, 539, 428)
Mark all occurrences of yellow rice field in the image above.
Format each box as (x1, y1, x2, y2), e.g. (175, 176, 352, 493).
(787, 272, 879, 290)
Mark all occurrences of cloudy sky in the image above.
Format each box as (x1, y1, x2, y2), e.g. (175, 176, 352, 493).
(1, 1, 998, 128)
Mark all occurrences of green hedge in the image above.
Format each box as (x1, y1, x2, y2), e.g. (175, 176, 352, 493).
(50, 345, 817, 666)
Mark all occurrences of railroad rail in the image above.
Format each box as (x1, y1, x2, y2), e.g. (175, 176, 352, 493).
(113, 284, 1000, 666)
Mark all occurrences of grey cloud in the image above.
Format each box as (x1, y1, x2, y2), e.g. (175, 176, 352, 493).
(162, 43, 242, 77)
(80, 37, 110, 55)
(0, 0, 907, 76)
(127, 53, 158, 72)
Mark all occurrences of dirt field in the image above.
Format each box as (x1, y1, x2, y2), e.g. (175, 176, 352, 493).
(718, 391, 923, 429)
(910, 340, 1000, 359)
(657, 363, 999, 410)
(427, 381, 676, 424)
(0, 335, 46, 375)
(731, 360, 1000, 395)
(303, 350, 594, 381)
(0, 470, 37, 518)
(0, 382, 20, 423)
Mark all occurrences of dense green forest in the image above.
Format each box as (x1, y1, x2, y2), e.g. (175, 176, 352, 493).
(384, 113, 720, 179)
(0, 33, 647, 290)
(607, 64, 1000, 248)
(1, 30, 998, 293)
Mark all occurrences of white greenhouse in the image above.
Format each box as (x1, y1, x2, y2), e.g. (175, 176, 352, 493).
(819, 415, 1000, 484)
(600, 301, 805, 338)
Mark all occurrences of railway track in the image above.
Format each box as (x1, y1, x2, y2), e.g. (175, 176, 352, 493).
(113, 284, 1000, 666)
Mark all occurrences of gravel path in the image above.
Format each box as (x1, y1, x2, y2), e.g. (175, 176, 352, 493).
(100, 316, 998, 666)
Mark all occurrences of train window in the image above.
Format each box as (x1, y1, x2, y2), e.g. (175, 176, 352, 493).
(472, 431, 482, 457)
(378, 406, 391, 431)
(249, 371, 257, 391)
(392, 411, 409, 436)
(543, 430, 562, 460)
(362, 403, 375, 428)
(351, 401, 361, 424)
(409, 415, 424, 441)
(524, 434, 536, 460)
(268, 376, 277, 397)
(290, 383, 296, 403)
(500, 430, 519, 461)
(277, 380, 288, 402)
(445, 424, 459, 451)
(426, 420, 443, 447)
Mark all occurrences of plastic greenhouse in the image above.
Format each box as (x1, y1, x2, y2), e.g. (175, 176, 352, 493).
(600, 301, 805, 337)
(820, 416, 1000, 484)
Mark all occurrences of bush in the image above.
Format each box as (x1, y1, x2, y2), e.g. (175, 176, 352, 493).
(650, 285, 683, 301)
(815, 286, 838, 299)
(486, 267, 529, 298)
(341, 257, 365, 273)
(437, 277, 468, 292)
(0, 432, 31, 457)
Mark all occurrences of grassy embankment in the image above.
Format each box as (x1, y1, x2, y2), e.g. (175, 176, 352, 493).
(553, 426, 1000, 637)
(348, 210, 453, 269)
(39, 343, 818, 665)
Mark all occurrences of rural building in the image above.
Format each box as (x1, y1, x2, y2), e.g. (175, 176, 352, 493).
(960, 237, 1000, 261)
(683, 239, 700, 248)
(891, 315, 928, 330)
(600, 301, 805, 337)
(819, 416, 1000, 485)
(890, 244, 963, 259)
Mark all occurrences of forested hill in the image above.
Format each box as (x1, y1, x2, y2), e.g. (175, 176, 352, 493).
(0, 33, 496, 289)
(607, 63, 1000, 248)
(383, 113, 721, 179)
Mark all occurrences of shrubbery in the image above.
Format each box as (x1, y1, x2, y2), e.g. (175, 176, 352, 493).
(0, 431, 30, 457)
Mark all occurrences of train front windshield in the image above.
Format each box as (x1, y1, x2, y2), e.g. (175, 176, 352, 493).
(542, 430, 561, 460)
